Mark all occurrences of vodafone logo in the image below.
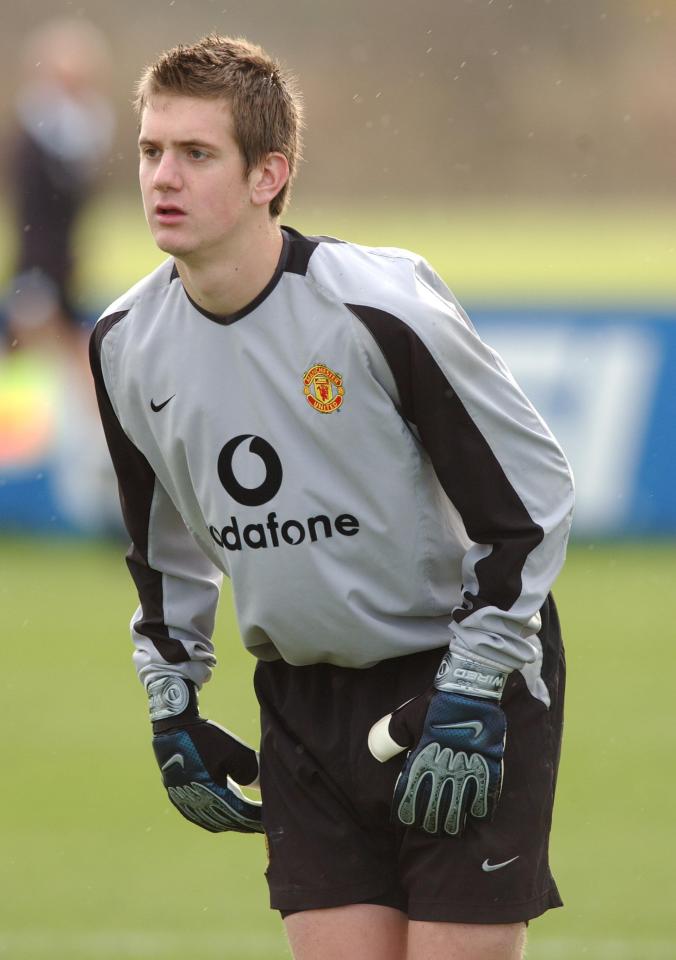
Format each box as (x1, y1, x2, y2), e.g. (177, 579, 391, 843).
(217, 434, 283, 507)
(209, 433, 360, 552)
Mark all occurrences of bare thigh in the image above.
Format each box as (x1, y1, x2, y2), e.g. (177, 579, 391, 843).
(407, 920, 527, 960)
(284, 904, 408, 960)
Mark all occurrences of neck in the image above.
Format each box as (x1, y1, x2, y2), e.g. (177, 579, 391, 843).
(176, 219, 284, 317)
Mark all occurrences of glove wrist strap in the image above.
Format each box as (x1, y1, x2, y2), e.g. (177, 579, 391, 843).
(148, 676, 198, 727)
(434, 651, 510, 700)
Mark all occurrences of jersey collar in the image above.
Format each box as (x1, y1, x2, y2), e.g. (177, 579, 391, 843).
(171, 228, 291, 326)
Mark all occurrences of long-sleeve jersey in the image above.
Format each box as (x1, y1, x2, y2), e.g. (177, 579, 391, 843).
(90, 227, 574, 705)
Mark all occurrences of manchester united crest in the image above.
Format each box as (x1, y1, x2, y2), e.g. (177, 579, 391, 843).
(303, 363, 345, 414)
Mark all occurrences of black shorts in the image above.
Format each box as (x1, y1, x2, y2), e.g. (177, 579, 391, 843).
(255, 594, 565, 924)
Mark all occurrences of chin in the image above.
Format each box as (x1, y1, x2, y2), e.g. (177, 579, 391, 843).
(154, 235, 193, 258)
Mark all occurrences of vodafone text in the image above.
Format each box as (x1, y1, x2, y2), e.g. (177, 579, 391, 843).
(208, 511, 360, 551)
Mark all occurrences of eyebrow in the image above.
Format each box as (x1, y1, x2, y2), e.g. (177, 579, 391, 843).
(138, 137, 219, 151)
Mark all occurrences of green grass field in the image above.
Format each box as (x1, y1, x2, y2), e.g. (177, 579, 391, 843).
(1, 536, 675, 959)
(76, 199, 676, 306)
(3, 197, 676, 308)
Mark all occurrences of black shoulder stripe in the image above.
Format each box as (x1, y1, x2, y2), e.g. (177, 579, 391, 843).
(284, 235, 319, 276)
(90, 310, 129, 357)
(89, 313, 190, 664)
(346, 303, 544, 617)
(281, 227, 343, 276)
(345, 305, 415, 421)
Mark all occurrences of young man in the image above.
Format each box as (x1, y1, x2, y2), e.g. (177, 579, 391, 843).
(90, 35, 574, 960)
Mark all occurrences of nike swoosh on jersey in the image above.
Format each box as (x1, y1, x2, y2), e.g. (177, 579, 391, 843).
(431, 720, 484, 737)
(481, 856, 520, 872)
(161, 752, 185, 772)
(150, 395, 175, 412)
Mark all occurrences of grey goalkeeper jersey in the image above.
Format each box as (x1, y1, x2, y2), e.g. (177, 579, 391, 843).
(90, 227, 574, 703)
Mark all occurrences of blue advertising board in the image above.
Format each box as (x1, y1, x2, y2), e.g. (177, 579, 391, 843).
(0, 307, 674, 538)
(473, 307, 676, 538)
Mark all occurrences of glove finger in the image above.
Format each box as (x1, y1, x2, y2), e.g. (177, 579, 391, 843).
(393, 743, 481, 838)
(167, 780, 264, 834)
(225, 777, 264, 827)
(392, 744, 440, 833)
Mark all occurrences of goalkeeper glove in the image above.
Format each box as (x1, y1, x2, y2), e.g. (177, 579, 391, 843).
(368, 651, 509, 838)
(148, 676, 263, 834)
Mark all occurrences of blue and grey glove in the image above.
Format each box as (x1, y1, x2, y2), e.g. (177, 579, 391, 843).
(368, 651, 509, 838)
(148, 676, 263, 834)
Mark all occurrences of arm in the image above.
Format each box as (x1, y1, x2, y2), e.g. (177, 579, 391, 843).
(90, 312, 262, 833)
(348, 258, 574, 673)
(350, 259, 573, 836)
(90, 311, 220, 690)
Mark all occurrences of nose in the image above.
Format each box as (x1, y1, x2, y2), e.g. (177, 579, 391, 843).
(153, 151, 182, 192)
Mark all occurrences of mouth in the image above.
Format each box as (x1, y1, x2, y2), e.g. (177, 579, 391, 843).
(155, 203, 186, 224)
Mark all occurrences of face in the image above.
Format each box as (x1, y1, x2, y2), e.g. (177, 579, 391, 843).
(138, 94, 255, 264)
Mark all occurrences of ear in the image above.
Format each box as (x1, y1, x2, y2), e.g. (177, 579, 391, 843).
(250, 152, 289, 210)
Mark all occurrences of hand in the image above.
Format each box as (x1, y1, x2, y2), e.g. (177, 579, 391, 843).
(368, 651, 509, 837)
(148, 677, 263, 834)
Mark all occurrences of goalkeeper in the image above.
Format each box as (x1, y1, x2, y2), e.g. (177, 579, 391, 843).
(90, 34, 574, 960)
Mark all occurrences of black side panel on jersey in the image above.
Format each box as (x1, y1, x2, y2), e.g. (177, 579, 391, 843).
(89, 314, 190, 664)
(345, 303, 544, 619)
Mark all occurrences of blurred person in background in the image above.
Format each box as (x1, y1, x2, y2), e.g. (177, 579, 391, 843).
(5, 17, 114, 355)
(1, 18, 120, 533)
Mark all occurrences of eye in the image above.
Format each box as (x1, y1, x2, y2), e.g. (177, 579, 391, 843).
(188, 148, 209, 161)
(140, 146, 160, 159)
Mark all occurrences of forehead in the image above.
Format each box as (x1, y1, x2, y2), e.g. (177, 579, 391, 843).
(139, 93, 234, 143)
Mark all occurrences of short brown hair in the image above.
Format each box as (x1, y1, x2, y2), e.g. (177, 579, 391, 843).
(135, 35, 303, 217)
